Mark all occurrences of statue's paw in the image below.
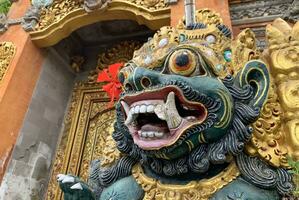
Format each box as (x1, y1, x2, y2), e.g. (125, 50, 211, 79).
(57, 174, 95, 200)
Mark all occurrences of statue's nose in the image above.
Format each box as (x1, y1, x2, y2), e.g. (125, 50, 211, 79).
(121, 67, 162, 92)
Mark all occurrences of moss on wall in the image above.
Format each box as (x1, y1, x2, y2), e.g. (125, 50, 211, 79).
(0, 0, 11, 14)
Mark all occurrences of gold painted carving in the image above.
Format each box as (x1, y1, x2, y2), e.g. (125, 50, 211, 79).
(245, 18, 299, 168)
(126, 0, 168, 10)
(246, 83, 289, 167)
(231, 28, 260, 74)
(132, 161, 240, 200)
(88, 41, 142, 83)
(0, 42, 16, 83)
(30, 0, 170, 47)
(133, 10, 232, 78)
(265, 18, 299, 161)
(177, 9, 224, 29)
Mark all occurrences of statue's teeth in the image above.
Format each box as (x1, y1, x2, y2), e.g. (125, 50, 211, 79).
(121, 101, 130, 116)
(134, 105, 140, 113)
(140, 105, 147, 113)
(154, 132, 164, 138)
(154, 104, 166, 120)
(147, 105, 154, 112)
(165, 92, 182, 130)
(139, 131, 165, 139)
(125, 109, 135, 126)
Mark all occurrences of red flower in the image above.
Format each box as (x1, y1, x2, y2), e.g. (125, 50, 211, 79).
(97, 63, 124, 107)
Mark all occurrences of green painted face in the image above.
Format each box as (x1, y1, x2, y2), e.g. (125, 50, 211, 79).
(117, 26, 269, 160)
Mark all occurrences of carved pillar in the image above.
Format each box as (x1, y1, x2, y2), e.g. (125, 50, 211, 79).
(0, 0, 44, 183)
(170, 0, 231, 28)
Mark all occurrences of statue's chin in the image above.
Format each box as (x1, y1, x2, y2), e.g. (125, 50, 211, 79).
(120, 86, 207, 150)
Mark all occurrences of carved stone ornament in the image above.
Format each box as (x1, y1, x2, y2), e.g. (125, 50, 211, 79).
(84, 0, 111, 12)
(52, 9, 298, 200)
(283, 0, 299, 23)
(0, 0, 52, 34)
(21, 6, 41, 32)
(0, 13, 23, 34)
(229, 0, 293, 24)
(35, 0, 168, 30)
(0, 42, 16, 83)
(29, 0, 170, 47)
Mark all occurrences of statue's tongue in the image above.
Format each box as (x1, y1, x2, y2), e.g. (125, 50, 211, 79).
(140, 123, 169, 133)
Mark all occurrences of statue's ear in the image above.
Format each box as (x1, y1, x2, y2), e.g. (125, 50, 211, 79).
(237, 60, 270, 108)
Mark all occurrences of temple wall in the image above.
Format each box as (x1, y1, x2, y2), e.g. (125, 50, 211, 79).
(0, 48, 75, 200)
(0, 0, 45, 183)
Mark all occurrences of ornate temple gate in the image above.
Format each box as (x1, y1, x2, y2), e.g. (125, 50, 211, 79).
(46, 83, 115, 199)
(46, 41, 141, 199)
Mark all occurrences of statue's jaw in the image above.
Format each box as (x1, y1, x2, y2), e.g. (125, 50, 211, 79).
(120, 86, 207, 150)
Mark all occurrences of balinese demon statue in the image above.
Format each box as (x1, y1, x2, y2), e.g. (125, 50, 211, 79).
(57, 9, 298, 200)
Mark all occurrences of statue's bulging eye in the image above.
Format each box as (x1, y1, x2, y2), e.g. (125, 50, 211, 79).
(169, 50, 196, 76)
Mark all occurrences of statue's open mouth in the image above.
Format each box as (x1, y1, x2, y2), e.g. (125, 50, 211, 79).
(120, 86, 208, 150)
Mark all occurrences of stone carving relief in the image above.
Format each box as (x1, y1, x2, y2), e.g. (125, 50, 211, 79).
(230, 0, 293, 23)
(1, 0, 168, 35)
(84, 0, 111, 12)
(35, 0, 168, 32)
(284, 0, 299, 23)
(21, 6, 41, 32)
(0, 0, 48, 34)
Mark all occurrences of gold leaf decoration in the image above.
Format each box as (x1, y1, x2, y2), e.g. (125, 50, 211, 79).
(244, 18, 299, 168)
(36, 0, 83, 31)
(246, 83, 289, 168)
(126, 0, 167, 10)
(132, 161, 240, 200)
(0, 42, 16, 83)
(231, 28, 260, 75)
(177, 9, 223, 29)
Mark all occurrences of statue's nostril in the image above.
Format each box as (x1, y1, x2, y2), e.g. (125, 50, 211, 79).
(124, 82, 133, 91)
(141, 77, 152, 88)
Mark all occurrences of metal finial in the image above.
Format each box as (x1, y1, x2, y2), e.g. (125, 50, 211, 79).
(184, 0, 196, 28)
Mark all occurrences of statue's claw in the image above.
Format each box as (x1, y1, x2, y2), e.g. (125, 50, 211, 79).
(61, 175, 75, 183)
(57, 174, 66, 181)
(70, 183, 83, 190)
(57, 174, 96, 200)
